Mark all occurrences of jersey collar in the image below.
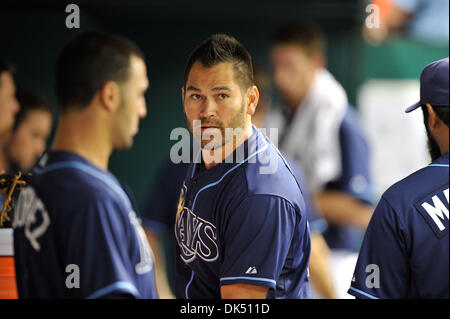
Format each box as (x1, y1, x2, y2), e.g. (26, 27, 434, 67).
(191, 125, 262, 180)
(431, 152, 449, 166)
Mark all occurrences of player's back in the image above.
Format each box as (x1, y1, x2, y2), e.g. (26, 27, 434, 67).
(13, 151, 157, 299)
(382, 152, 449, 298)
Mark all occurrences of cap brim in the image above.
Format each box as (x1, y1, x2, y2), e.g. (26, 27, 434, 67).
(405, 101, 421, 113)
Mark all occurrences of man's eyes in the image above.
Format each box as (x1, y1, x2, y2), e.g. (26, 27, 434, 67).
(189, 93, 229, 100)
(190, 94, 202, 100)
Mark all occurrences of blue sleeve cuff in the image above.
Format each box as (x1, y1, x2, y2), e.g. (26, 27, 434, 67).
(220, 276, 276, 289)
(348, 286, 380, 299)
(86, 281, 140, 299)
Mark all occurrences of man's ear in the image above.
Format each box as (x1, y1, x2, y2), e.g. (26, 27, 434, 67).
(99, 81, 121, 112)
(426, 103, 440, 129)
(246, 85, 259, 116)
(181, 86, 186, 114)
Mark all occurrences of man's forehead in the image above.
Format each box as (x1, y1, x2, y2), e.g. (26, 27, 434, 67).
(128, 55, 149, 87)
(272, 43, 309, 57)
(186, 61, 238, 89)
(0, 72, 14, 91)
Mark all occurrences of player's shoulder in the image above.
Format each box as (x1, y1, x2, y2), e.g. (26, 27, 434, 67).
(240, 130, 306, 212)
(382, 154, 449, 210)
(30, 151, 127, 209)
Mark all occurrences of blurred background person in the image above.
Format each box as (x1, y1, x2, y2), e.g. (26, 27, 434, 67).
(266, 22, 375, 298)
(0, 59, 20, 173)
(253, 66, 336, 299)
(3, 89, 53, 173)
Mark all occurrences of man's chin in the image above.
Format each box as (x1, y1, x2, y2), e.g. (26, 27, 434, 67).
(425, 127, 442, 161)
(200, 139, 223, 151)
(115, 138, 134, 151)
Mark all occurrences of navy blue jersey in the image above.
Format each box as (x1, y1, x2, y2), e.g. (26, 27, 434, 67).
(324, 107, 375, 252)
(12, 151, 158, 299)
(348, 152, 449, 299)
(142, 156, 323, 235)
(174, 126, 312, 299)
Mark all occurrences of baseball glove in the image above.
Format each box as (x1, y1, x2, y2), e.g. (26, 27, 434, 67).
(0, 171, 28, 228)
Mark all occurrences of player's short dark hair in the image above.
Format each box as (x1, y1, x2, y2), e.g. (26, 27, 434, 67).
(0, 58, 15, 88)
(271, 22, 326, 56)
(183, 34, 254, 91)
(55, 31, 145, 112)
(13, 89, 53, 131)
(422, 105, 449, 128)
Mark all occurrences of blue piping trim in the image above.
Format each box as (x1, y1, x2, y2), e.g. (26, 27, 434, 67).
(33, 161, 132, 209)
(348, 286, 379, 299)
(428, 164, 449, 167)
(220, 276, 276, 286)
(185, 270, 194, 299)
(86, 281, 139, 299)
(191, 140, 268, 211)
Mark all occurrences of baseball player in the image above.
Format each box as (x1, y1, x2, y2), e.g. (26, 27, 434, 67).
(12, 31, 157, 298)
(348, 57, 449, 299)
(175, 34, 312, 299)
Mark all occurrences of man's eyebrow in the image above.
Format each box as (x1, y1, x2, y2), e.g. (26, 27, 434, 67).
(212, 86, 232, 92)
(186, 86, 201, 92)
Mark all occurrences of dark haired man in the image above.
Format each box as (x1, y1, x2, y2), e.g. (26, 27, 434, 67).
(267, 23, 374, 297)
(175, 34, 312, 299)
(4, 90, 52, 172)
(12, 31, 157, 298)
(349, 57, 449, 299)
(0, 59, 20, 172)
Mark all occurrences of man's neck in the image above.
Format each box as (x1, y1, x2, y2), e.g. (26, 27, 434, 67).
(436, 126, 449, 158)
(0, 137, 9, 172)
(202, 124, 253, 170)
(0, 152, 8, 173)
(51, 114, 112, 171)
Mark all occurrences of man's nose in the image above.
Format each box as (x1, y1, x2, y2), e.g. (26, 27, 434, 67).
(199, 97, 218, 118)
(139, 102, 147, 119)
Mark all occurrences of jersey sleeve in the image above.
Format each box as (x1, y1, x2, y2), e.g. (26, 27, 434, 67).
(219, 195, 298, 289)
(62, 198, 140, 299)
(348, 196, 410, 299)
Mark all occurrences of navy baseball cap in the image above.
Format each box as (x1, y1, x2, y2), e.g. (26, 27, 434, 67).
(406, 57, 449, 113)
